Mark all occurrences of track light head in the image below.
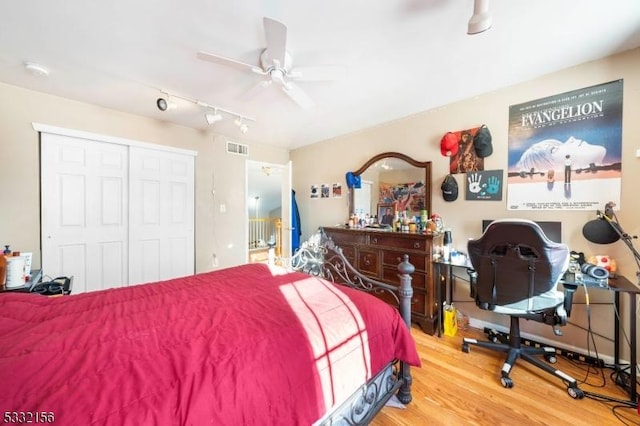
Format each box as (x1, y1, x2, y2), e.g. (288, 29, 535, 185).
(205, 110, 223, 125)
(468, 0, 492, 35)
(156, 97, 176, 112)
(234, 117, 249, 134)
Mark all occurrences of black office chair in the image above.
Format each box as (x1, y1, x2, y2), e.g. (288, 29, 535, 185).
(462, 219, 584, 398)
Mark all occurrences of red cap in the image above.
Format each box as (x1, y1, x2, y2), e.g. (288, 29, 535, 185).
(440, 132, 459, 157)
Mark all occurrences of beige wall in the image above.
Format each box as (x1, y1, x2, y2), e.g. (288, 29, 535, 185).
(291, 48, 640, 359)
(0, 82, 289, 273)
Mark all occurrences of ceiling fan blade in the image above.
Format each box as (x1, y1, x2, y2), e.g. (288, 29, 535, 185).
(197, 51, 265, 75)
(263, 17, 287, 67)
(288, 65, 346, 81)
(282, 82, 315, 109)
(239, 79, 273, 101)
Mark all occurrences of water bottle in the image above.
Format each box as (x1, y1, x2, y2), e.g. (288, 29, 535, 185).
(443, 230, 452, 261)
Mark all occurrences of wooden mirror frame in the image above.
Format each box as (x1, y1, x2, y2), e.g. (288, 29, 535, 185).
(349, 152, 432, 217)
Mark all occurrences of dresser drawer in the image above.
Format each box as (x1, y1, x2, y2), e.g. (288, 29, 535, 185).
(371, 285, 426, 317)
(337, 245, 356, 264)
(382, 266, 426, 289)
(369, 234, 428, 252)
(357, 249, 380, 277)
(410, 289, 427, 317)
(325, 229, 367, 245)
(381, 250, 426, 270)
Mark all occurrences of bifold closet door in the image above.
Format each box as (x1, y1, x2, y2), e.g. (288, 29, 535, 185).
(128, 146, 194, 285)
(41, 133, 129, 293)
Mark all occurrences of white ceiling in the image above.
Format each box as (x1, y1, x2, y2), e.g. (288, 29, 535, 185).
(1, 0, 639, 150)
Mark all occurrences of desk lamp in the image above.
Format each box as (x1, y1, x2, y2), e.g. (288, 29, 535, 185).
(582, 202, 640, 284)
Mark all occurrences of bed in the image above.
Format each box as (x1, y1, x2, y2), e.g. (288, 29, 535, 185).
(0, 230, 420, 425)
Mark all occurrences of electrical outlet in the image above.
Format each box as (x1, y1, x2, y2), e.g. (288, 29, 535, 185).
(219, 203, 226, 213)
(212, 254, 218, 267)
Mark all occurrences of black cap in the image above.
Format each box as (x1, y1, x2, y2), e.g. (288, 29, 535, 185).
(441, 174, 458, 202)
(474, 125, 493, 158)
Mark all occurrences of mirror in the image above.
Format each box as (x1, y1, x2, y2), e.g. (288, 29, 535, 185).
(349, 152, 432, 222)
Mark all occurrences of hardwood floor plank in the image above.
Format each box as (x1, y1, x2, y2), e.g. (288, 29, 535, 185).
(371, 325, 639, 425)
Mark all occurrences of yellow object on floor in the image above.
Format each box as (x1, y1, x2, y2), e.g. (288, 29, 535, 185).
(444, 304, 458, 337)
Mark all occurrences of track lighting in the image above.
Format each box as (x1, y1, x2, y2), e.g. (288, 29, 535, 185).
(468, 0, 492, 35)
(155, 90, 255, 132)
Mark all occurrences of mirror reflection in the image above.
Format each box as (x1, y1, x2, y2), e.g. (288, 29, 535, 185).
(350, 152, 432, 227)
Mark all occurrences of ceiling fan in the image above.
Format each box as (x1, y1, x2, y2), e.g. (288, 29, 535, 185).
(197, 17, 343, 109)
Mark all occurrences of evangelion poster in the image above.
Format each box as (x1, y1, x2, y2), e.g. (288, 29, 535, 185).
(507, 80, 623, 211)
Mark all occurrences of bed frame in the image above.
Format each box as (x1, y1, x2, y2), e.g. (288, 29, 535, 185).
(283, 229, 415, 425)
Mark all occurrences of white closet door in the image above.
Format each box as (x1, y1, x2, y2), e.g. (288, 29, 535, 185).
(128, 147, 194, 285)
(41, 134, 129, 293)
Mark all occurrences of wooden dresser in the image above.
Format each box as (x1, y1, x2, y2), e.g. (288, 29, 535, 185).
(323, 226, 439, 334)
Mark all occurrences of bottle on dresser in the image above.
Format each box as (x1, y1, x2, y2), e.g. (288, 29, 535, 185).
(394, 209, 402, 232)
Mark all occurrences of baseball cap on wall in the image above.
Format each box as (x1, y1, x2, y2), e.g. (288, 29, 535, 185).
(440, 132, 459, 157)
(441, 174, 458, 202)
(474, 125, 493, 158)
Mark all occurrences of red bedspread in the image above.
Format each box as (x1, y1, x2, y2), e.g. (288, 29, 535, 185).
(0, 263, 420, 425)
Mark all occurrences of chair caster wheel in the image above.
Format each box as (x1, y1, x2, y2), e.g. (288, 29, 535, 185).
(500, 376, 513, 388)
(487, 331, 499, 343)
(567, 387, 584, 399)
(462, 343, 470, 353)
(545, 354, 557, 364)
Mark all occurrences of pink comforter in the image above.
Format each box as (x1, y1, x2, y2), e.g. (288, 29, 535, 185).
(0, 263, 420, 425)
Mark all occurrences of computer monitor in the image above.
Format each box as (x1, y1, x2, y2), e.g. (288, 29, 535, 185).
(481, 220, 562, 243)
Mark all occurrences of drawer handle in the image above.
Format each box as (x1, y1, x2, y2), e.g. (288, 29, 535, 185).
(372, 237, 378, 244)
(414, 242, 421, 249)
(364, 258, 371, 266)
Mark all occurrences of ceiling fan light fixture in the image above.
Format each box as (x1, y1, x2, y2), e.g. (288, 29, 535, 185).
(467, 0, 492, 35)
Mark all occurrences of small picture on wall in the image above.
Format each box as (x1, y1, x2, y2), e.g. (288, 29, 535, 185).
(321, 184, 330, 198)
(465, 169, 503, 201)
(310, 184, 319, 199)
(332, 183, 342, 198)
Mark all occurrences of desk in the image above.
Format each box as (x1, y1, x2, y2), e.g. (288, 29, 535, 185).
(433, 257, 640, 405)
(571, 274, 639, 405)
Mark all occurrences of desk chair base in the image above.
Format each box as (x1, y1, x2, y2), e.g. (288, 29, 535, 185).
(461, 316, 584, 399)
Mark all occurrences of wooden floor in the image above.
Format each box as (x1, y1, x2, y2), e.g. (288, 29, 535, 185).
(371, 325, 640, 426)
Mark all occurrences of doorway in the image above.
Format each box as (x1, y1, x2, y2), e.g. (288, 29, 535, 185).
(246, 161, 292, 264)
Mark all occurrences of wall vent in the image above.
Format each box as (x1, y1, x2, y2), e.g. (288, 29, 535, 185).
(226, 141, 249, 156)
